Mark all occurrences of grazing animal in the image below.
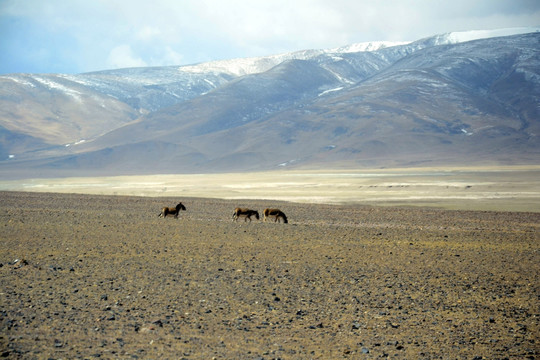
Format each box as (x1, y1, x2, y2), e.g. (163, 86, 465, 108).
(233, 208, 260, 222)
(263, 208, 288, 223)
(159, 203, 186, 218)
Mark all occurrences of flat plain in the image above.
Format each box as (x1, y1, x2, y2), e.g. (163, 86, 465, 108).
(1, 188, 538, 359)
(1, 166, 539, 212)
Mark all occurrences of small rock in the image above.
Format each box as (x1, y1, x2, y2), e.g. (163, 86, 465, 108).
(138, 325, 156, 333)
(13, 259, 28, 269)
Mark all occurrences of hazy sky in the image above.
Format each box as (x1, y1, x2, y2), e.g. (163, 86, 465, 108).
(1, 0, 539, 74)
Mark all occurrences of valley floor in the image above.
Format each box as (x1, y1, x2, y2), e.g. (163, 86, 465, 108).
(1, 191, 538, 358)
(0, 166, 539, 212)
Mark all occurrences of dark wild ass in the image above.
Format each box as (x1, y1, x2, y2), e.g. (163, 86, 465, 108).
(159, 203, 186, 218)
(233, 208, 260, 222)
(263, 208, 288, 223)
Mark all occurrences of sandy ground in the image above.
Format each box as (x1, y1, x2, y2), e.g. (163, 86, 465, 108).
(1, 166, 539, 212)
(1, 191, 538, 359)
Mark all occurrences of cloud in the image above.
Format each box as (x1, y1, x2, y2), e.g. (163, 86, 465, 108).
(161, 47, 184, 66)
(107, 45, 147, 69)
(1, 0, 539, 74)
(137, 26, 162, 41)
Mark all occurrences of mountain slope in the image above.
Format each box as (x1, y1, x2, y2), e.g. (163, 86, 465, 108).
(244, 33, 540, 168)
(0, 29, 538, 177)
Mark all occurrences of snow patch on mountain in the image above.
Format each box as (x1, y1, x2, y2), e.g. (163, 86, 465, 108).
(4, 75, 36, 88)
(177, 42, 415, 77)
(428, 27, 540, 45)
(329, 41, 411, 53)
(32, 76, 83, 102)
(177, 28, 539, 78)
(318, 87, 344, 96)
(179, 49, 326, 77)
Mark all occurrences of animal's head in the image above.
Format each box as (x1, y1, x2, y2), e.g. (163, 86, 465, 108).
(255, 211, 260, 219)
(176, 203, 186, 211)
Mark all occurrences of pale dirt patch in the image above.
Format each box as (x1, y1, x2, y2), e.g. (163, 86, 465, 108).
(0, 166, 539, 212)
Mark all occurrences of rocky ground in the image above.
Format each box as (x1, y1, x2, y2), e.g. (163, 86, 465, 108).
(1, 191, 538, 359)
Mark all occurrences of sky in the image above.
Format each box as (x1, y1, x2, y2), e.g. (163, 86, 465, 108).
(1, 0, 539, 75)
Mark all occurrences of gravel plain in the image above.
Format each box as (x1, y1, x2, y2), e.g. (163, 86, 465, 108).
(1, 191, 538, 359)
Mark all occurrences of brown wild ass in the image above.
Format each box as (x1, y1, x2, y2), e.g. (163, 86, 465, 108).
(233, 208, 260, 222)
(263, 208, 288, 223)
(159, 203, 186, 218)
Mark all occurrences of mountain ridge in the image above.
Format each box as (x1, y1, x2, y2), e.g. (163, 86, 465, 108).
(1, 28, 539, 178)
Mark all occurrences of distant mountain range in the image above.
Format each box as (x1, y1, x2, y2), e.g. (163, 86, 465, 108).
(1, 28, 539, 178)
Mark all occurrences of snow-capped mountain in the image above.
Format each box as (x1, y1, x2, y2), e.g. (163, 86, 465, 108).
(427, 27, 540, 45)
(1, 28, 539, 178)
